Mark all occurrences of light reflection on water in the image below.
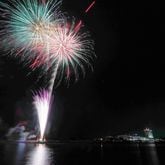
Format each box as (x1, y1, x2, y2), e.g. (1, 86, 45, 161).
(1, 142, 165, 165)
(15, 143, 26, 165)
(25, 144, 53, 165)
(3, 142, 54, 165)
(142, 143, 160, 165)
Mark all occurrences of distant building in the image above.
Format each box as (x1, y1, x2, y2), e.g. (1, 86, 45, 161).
(144, 128, 154, 139)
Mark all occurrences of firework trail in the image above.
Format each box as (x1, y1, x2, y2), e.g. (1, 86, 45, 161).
(33, 89, 53, 141)
(75, 0, 96, 33)
(85, 1, 96, 13)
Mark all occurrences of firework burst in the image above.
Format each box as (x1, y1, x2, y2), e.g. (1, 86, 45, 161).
(0, 0, 63, 65)
(45, 21, 95, 90)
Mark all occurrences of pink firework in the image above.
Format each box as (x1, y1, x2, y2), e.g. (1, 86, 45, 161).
(33, 89, 53, 141)
(85, 1, 96, 13)
(30, 21, 94, 89)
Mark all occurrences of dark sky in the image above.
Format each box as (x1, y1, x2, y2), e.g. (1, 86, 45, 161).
(1, 0, 165, 138)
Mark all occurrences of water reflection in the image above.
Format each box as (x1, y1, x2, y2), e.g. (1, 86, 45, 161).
(15, 143, 26, 165)
(1, 142, 163, 165)
(4, 142, 27, 165)
(26, 144, 53, 165)
(144, 143, 160, 165)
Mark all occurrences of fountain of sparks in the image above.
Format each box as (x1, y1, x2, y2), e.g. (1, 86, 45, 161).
(33, 89, 53, 142)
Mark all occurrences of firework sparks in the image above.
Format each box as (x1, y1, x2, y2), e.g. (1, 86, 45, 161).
(33, 89, 53, 141)
(0, 0, 95, 87)
(24, 18, 94, 91)
(39, 22, 94, 91)
(85, 1, 96, 13)
(74, 20, 82, 33)
(0, 0, 63, 64)
(0, 0, 95, 140)
(0, 0, 95, 143)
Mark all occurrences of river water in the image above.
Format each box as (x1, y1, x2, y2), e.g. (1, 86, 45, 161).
(0, 141, 164, 165)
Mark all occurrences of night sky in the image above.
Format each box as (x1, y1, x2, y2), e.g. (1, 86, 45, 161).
(0, 0, 165, 138)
